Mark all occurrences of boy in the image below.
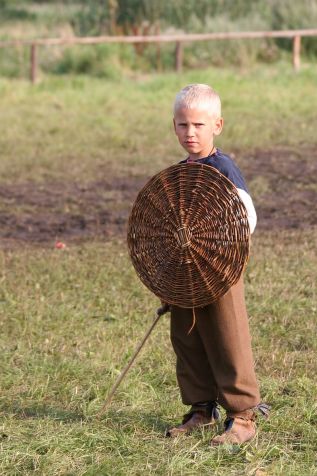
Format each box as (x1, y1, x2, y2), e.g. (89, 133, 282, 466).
(164, 84, 265, 446)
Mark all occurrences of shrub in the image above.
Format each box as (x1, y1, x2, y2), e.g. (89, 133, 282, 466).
(48, 43, 124, 80)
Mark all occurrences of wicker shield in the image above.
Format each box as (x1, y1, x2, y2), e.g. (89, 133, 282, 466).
(127, 163, 250, 308)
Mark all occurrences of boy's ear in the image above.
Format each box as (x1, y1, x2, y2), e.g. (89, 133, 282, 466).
(173, 118, 176, 133)
(214, 117, 224, 136)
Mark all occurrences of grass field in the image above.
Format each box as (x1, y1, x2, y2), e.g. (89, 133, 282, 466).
(0, 63, 317, 475)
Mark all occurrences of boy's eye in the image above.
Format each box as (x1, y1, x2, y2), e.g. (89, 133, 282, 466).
(177, 123, 204, 127)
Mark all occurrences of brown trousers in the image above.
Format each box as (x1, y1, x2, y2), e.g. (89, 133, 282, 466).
(170, 277, 260, 413)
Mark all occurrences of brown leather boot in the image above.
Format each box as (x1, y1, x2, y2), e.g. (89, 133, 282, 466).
(166, 402, 220, 438)
(211, 409, 256, 446)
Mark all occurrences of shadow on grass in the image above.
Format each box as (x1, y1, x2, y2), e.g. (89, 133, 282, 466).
(2, 403, 171, 431)
(1, 403, 85, 422)
(99, 408, 172, 434)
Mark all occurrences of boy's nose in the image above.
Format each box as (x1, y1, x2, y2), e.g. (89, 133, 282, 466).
(186, 126, 195, 137)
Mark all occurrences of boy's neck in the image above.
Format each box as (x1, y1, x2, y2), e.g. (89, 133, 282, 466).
(188, 146, 217, 162)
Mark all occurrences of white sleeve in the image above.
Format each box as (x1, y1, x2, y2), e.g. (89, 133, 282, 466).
(236, 188, 257, 234)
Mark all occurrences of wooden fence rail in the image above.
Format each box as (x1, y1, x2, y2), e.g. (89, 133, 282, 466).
(0, 29, 316, 83)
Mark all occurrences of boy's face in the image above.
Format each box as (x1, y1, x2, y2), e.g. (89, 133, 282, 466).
(173, 107, 223, 159)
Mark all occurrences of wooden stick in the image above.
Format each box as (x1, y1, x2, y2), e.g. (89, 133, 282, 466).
(97, 308, 167, 417)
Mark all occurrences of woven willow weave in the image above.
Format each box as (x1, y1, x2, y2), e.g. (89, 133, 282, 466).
(127, 163, 250, 308)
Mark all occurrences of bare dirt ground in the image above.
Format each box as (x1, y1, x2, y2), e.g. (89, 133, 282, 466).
(0, 147, 316, 248)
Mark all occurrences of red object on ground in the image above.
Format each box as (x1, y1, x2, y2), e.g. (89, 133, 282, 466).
(55, 241, 66, 249)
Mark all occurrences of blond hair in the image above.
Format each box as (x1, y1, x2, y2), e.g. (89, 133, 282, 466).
(174, 84, 221, 117)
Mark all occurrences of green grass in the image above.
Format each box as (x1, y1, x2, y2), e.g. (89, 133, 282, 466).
(0, 64, 316, 474)
(0, 231, 316, 475)
(0, 62, 317, 183)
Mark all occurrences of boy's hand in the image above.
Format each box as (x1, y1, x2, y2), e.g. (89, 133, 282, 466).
(157, 301, 171, 316)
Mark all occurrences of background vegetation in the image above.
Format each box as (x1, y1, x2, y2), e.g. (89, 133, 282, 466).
(1, 0, 317, 78)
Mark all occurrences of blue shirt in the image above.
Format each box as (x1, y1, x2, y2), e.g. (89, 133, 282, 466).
(180, 149, 249, 193)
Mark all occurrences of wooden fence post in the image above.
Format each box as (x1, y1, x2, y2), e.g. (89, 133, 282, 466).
(30, 44, 37, 83)
(175, 41, 183, 72)
(155, 24, 162, 72)
(292, 35, 301, 71)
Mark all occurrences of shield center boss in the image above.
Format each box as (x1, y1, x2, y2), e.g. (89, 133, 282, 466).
(175, 226, 192, 248)
(127, 163, 250, 309)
